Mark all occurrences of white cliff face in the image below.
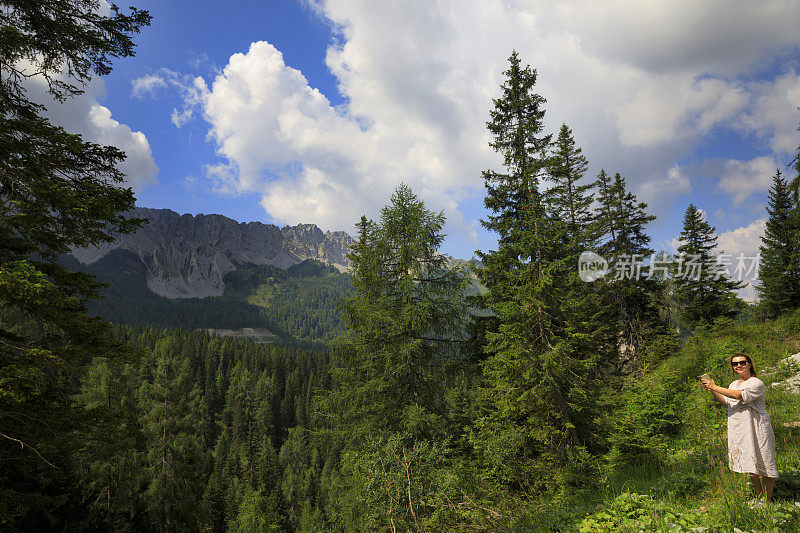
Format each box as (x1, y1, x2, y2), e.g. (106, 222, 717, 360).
(72, 207, 353, 298)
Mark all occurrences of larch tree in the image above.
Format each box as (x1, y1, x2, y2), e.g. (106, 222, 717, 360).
(328, 184, 468, 438)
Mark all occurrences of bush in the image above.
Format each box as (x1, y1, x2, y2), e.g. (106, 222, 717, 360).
(608, 373, 685, 465)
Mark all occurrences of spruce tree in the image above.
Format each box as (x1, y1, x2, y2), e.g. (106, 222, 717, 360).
(757, 168, 800, 316)
(542, 124, 617, 374)
(547, 123, 594, 248)
(142, 340, 206, 532)
(473, 52, 604, 494)
(674, 204, 745, 328)
(593, 171, 664, 368)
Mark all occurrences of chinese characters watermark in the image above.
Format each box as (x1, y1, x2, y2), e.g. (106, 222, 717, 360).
(578, 252, 760, 282)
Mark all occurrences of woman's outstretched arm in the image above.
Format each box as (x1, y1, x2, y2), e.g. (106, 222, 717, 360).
(700, 379, 728, 406)
(702, 379, 743, 402)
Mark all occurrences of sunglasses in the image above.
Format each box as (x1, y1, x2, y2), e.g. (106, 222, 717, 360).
(731, 360, 749, 367)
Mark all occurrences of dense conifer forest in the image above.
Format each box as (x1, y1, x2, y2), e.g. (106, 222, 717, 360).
(3, 1, 800, 531)
(61, 252, 355, 342)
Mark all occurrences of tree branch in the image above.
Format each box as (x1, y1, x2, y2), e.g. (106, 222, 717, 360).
(0, 432, 59, 469)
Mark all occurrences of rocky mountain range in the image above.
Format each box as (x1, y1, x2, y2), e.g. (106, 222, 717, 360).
(71, 207, 354, 299)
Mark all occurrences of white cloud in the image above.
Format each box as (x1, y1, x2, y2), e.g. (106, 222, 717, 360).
(171, 106, 193, 127)
(639, 165, 693, 210)
(717, 218, 766, 302)
(135, 69, 208, 129)
(667, 166, 693, 193)
(192, 40, 487, 231)
(131, 74, 168, 98)
(97, 0, 112, 17)
(86, 105, 158, 190)
(717, 218, 766, 257)
(718, 156, 777, 206)
(611, 77, 749, 148)
(737, 71, 800, 154)
(166, 0, 800, 243)
(23, 70, 158, 191)
(548, 1, 800, 75)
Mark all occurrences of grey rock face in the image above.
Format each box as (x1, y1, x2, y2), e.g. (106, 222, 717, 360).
(281, 224, 352, 271)
(72, 207, 353, 298)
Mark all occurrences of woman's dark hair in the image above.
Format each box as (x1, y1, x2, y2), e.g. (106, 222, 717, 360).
(730, 352, 756, 376)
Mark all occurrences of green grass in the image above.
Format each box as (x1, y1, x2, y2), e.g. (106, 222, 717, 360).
(247, 283, 275, 307)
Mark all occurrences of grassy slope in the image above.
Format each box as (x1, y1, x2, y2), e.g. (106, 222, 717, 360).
(535, 310, 800, 532)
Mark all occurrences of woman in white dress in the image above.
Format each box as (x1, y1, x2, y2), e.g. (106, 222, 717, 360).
(701, 353, 778, 504)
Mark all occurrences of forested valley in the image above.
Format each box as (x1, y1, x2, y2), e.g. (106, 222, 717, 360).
(3, 2, 800, 532)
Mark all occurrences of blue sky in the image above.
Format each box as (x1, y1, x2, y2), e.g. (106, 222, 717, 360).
(37, 1, 800, 294)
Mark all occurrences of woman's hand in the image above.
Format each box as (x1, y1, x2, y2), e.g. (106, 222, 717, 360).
(701, 378, 716, 391)
(703, 378, 728, 406)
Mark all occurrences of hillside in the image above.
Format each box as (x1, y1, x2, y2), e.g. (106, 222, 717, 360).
(62, 251, 354, 342)
(528, 312, 800, 532)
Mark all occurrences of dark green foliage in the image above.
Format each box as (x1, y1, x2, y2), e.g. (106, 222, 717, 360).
(594, 172, 655, 261)
(331, 185, 469, 436)
(674, 204, 745, 329)
(250, 263, 353, 341)
(773, 468, 800, 501)
(608, 372, 686, 464)
(593, 170, 665, 369)
(0, 1, 150, 528)
(650, 471, 706, 499)
(473, 52, 608, 496)
(71, 326, 329, 531)
(547, 123, 594, 248)
(65, 252, 354, 341)
(287, 259, 338, 278)
(757, 169, 800, 317)
(141, 340, 206, 531)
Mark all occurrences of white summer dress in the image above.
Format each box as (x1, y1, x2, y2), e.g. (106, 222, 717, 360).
(725, 377, 778, 478)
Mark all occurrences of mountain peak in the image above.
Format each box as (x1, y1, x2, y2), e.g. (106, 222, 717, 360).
(72, 207, 354, 298)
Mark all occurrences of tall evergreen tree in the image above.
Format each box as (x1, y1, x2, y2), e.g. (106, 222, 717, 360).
(674, 204, 745, 328)
(473, 52, 604, 494)
(593, 171, 664, 368)
(0, 1, 150, 526)
(142, 340, 206, 532)
(328, 184, 468, 437)
(757, 168, 800, 316)
(547, 123, 594, 248)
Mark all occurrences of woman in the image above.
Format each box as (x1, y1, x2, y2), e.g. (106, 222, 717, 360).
(701, 353, 778, 504)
